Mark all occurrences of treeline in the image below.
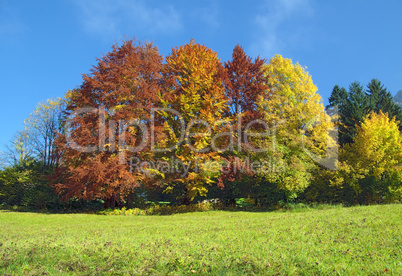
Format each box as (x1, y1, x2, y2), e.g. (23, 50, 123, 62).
(1, 38, 401, 211)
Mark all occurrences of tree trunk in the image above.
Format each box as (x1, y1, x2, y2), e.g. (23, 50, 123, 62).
(104, 196, 117, 209)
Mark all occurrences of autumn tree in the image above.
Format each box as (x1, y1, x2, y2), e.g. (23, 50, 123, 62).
(54, 39, 163, 207)
(213, 45, 268, 204)
(337, 111, 402, 203)
(0, 98, 67, 209)
(256, 54, 333, 199)
(157, 40, 228, 203)
(223, 45, 268, 131)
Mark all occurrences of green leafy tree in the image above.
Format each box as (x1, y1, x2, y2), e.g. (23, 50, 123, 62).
(0, 99, 66, 209)
(3, 99, 65, 171)
(0, 158, 58, 209)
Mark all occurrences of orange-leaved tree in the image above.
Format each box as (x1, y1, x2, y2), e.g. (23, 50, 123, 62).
(156, 39, 229, 204)
(53, 39, 163, 207)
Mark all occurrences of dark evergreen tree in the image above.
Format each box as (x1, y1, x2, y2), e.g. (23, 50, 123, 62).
(339, 81, 370, 145)
(327, 84, 348, 109)
(327, 85, 348, 119)
(366, 79, 402, 123)
(329, 79, 401, 146)
(366, 79, 381, 110)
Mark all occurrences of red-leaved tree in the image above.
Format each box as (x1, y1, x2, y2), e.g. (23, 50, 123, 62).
(53, 39, 163, 207)
(218, 45, 269, 203)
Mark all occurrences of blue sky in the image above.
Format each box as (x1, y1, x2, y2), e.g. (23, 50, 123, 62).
(1, 0, 402, 151)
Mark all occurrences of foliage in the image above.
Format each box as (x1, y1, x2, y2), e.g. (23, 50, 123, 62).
(53, 39, 163, 207)
(24, 98, 66, 170)
(217, 45, 268, 203)
(326, 84, 347, 123)
(328, 79, 401, 145)
(223, 44, 268, 130)
(157, 39, 228, 203)
(0, 159, 59, 209)
(327, 85, 348, 110)
(366, 79, 402, 123)
(3, 37, 402, 210)
(0, 100, 65, 210)
(338, 111, 402, 203)
(300, 167, 356, 204)
(2, 131, 33, 166)
(339, 82, 370, 145)
(257, 54, 332, 199)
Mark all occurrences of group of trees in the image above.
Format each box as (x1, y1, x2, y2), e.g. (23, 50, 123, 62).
(0, 99, 65, 209)
(305, 80, 402, 204)
(327, 80, 402, 145)
(1, 38, 401, 210)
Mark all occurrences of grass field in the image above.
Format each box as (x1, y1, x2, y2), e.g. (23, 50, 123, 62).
(0, 204, 401, 275)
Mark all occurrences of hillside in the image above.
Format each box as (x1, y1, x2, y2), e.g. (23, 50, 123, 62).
(394, 90, 402, 106)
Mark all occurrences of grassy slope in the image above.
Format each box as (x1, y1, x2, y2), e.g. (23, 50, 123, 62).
(0, 204, 401, 275)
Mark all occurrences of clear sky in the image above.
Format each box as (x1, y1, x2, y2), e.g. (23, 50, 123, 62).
(1, 0, 402, 151)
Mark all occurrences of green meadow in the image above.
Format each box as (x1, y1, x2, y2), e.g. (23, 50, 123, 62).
(1, 204, 401, 275)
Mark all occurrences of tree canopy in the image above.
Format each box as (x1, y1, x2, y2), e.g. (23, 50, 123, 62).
(1, 37, 401, 210)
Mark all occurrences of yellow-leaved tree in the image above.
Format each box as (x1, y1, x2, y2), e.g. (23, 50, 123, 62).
(256, 54, 333, 199)
(156, 40, 229, 204)
(339, 111, 402, 202)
